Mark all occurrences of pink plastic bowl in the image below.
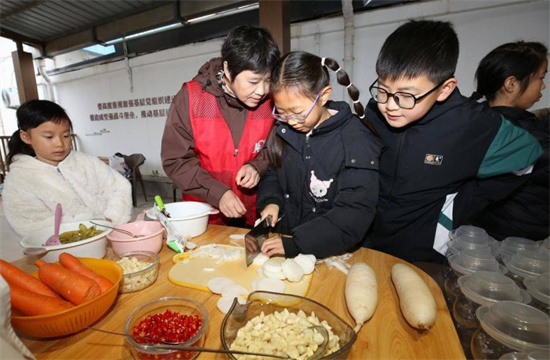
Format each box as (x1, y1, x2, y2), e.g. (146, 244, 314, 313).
(106, 221, 164, 255)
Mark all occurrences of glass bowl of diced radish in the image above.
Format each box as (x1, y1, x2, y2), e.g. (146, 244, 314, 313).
(221, 291, 357, 359)
(125, 297, 208, 360)
(109, 250, 160, 293)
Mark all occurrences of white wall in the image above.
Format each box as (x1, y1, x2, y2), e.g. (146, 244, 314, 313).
(28, 0, 550, 175)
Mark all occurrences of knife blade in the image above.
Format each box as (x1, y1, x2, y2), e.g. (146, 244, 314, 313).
(245, 215, 272, 267)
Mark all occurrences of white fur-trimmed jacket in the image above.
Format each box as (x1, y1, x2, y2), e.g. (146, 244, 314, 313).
(2, 151, 132, 237)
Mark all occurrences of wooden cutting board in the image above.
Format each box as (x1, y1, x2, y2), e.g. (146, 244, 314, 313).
(168, 244, 313, 296)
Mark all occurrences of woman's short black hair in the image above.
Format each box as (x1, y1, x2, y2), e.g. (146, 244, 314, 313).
(475, 41, 548, 102)
(376, 19, 459, 84)
(221, 25, 280, 82)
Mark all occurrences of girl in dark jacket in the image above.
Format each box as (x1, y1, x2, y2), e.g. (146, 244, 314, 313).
(468, 41, 548, 240)
(257, 51, 381, 259)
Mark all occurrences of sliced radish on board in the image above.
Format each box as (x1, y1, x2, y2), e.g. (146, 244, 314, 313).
(252, 253, 269, 267)
(294, 254, 315, 275)
(263, 267, 286, 280)
(220, 284, 249, 298)
(281, 259, 305, 282)
(207, 277, 235, 294)
(256, 278, 286, 293)
(263, 259, 283, 273)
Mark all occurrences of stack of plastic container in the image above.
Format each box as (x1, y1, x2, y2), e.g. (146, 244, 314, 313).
(471, 301, 549, 359)
(498, 237, 540, 263)
(502, 250, 550, 289)
(444, 247, 506, 307)
(523, 272, 550, 314)
(453, 271, 531, 358)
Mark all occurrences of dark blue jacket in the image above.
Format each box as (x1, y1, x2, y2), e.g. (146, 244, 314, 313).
(257, 101, 381, 258)
(469, 106, 549, 240)
(365, 89, 543, 263)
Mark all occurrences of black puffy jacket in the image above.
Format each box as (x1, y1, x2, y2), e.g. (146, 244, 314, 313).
(257, 101, 381, 258)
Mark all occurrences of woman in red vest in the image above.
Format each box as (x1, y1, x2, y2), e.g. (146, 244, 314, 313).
(161, 25, 280, 226)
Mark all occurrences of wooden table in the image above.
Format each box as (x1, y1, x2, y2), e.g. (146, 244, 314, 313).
(13, 225, 465, 360)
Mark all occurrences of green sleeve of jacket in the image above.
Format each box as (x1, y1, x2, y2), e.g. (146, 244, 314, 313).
(478, 116, 543, 178)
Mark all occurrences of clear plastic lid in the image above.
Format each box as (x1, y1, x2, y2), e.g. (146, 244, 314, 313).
(500, 237, 540, 258)
(458, 271, 531, 306)
(539, 238, 550, 256)
(500, 350, 550, 360)
(476, 301, 550, 352)
(447, 240, 500, 257)
(503, 251, 550, 279)
(523, 272, 550, 306)
(449, 225, 490, 243)
(448, 248, 503, 275)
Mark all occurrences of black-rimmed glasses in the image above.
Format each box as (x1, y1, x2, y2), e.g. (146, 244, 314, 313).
(271, 91, 322, 124)
(369, 78, 451, 109)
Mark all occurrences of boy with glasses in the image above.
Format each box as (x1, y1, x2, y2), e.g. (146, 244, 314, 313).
(364, 19, 543, 263)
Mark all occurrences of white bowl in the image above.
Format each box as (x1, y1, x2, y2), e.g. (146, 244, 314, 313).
(146, 201, 214, 238)
(20, 220, 113, 262)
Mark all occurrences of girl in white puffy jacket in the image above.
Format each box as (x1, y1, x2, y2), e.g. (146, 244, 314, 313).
(2, 100, 132, 237)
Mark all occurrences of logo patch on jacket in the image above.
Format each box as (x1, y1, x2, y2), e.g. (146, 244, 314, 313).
(253, 139, 265, 154)
(309, 170, 333, 202)
(424, 154, 443, 166)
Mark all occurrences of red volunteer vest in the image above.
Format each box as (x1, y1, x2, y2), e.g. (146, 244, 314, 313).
(184, 81, 273, 226)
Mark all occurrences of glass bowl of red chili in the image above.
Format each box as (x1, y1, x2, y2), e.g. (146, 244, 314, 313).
(125, 297, 208, 360)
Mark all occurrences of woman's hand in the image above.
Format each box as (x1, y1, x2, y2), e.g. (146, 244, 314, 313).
(260, 204, 279, 227)
(219, 190, 246, 218)
(236, 164, 260, 188)
(261, 235, 285, 257)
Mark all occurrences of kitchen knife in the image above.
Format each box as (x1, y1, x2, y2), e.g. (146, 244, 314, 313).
(245, 215, 272, 267)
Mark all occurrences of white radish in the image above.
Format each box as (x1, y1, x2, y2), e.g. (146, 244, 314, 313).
(220, 284, 249, 299)
(207, 277, 235, 294)
(281, 259, 305, 282)
(251, 279, 260, 291)
(294, 254, 315, 274)
(252, 253, 269, 267)
(263, 259, 283, 273)
(345, 262, 378, 333)
(256, 278, 286, 293)
(217, 295, 246, 314)
(391, 263, 437, 330)
(263, 268, 286, 280)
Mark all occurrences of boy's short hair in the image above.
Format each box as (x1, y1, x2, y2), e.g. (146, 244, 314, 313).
(376, 19, 459, 84)
(221, 25, 280, 82)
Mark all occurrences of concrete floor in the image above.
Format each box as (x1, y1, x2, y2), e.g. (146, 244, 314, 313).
(0, 196, 153, 262)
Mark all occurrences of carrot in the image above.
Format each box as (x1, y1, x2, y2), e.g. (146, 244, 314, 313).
(0, 259, 61, 299)
(59, 253, 113, 293)
(9, 283, 74, 316)
(35, 260, 101, 305)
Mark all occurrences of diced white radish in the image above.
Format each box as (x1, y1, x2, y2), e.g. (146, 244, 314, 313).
(256, 278, 286, 293)
(251, 279, 261, 291)
(186, 241, 197, 250)
(345, 262, 378, 333)
(216, 295, 245, 314)
(220, 284, 249, 298)
(391, 263, 437, 330)
(252, 253, 269, 267)
(281, 259, 305, 282)
(207, 277, 235, 294)
(263, 267, 286, 280)
(294, 254, 315, 274)
(263, 259, 283, 273)
(229, 234, 245, 240)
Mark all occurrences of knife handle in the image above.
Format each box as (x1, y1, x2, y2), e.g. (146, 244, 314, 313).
(154, 195, 165, 211)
